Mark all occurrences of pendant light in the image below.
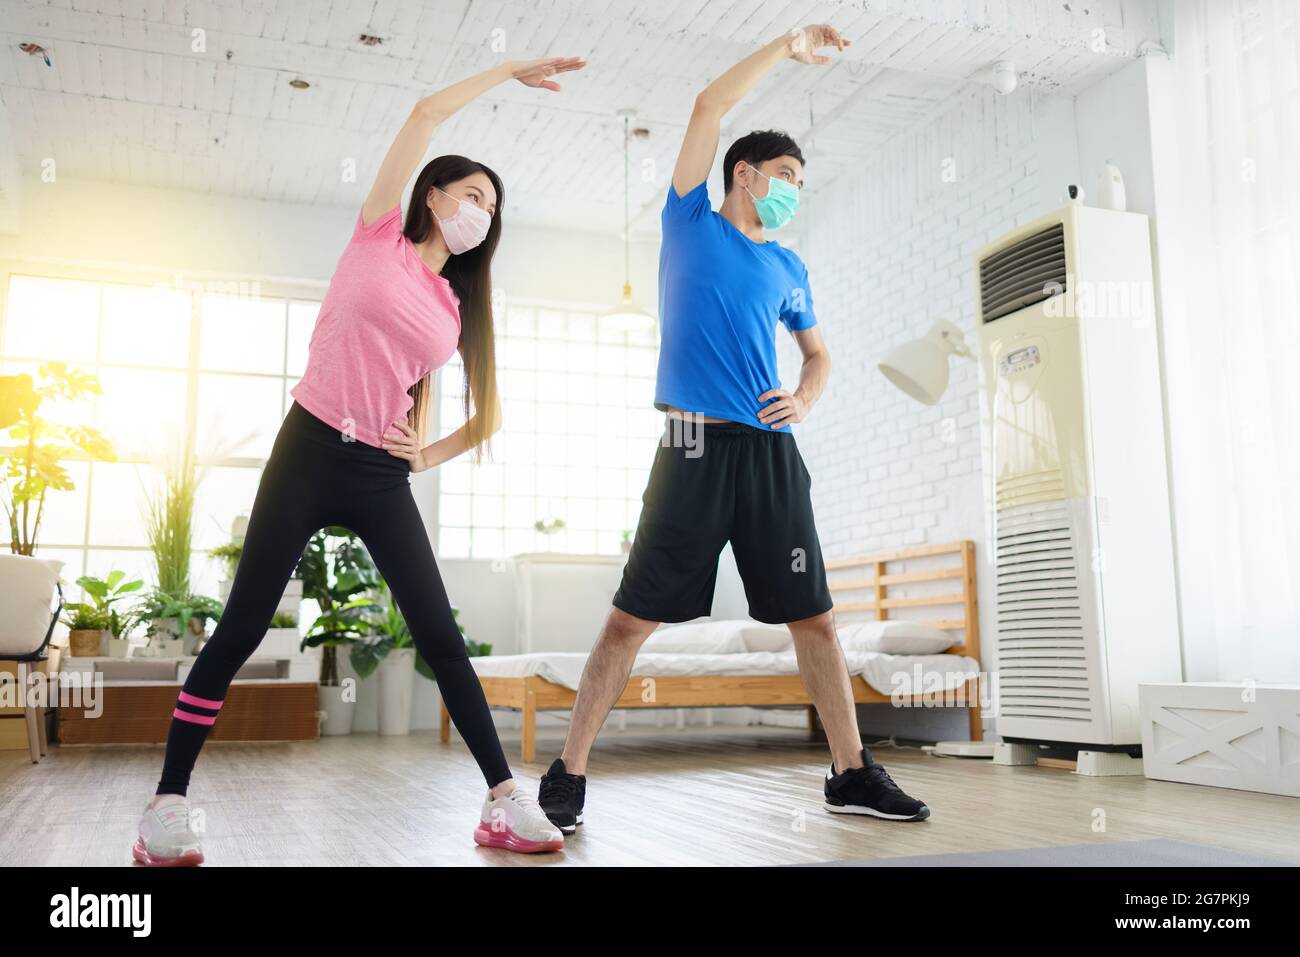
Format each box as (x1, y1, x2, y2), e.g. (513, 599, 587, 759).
(601, 111, 656, 332)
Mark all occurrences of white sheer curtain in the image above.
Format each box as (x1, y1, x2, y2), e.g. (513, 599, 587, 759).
(1160, 0, 1300, 682)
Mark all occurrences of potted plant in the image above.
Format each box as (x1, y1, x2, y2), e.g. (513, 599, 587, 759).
(0, 364, 115, 555)
(302, 596, 374, 734)
(297, 527, 380, 735)
(534, 515, 565, 551)
(349, 595, 491, 736)
(620, 529, 634, 554)
(136, 590, 223, 657)
(208, 541, 242, 581)
(258, 610, 301, 657)
(61, 604, 111, 657)
(351, 581, 429, 736)
(66, 570, 145, 658)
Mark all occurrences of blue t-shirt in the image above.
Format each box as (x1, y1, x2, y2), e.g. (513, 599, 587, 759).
(654, 180, 817, 431)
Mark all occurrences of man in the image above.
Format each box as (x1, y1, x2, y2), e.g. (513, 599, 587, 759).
(538, 24, 930, 831)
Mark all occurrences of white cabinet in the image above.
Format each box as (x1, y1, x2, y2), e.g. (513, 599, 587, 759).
(510, 553, 627, 654)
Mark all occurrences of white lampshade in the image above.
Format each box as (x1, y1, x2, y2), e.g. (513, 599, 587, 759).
(601, 281, 656, 332)
(878, 320, 973, 405)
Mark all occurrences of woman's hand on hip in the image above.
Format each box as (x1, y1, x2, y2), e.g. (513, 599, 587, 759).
(382, 419, 431, 472)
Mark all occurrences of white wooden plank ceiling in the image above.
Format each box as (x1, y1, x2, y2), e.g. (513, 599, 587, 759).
(0, 0, 1165, 234)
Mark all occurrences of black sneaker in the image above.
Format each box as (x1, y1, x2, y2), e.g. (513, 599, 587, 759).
(824, 749, 930, 821)
(538, 758, 586, 834)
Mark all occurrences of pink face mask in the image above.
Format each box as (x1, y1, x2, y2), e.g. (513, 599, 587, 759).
(431, 185, 492, 255)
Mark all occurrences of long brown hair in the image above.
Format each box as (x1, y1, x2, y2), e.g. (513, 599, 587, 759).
(403, 155, 504, 461)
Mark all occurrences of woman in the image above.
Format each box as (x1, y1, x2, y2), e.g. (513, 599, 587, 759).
(132, 55, 587, 865)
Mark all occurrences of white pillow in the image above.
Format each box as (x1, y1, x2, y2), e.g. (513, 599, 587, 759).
(642, 619, 749, 655)
(837, 620, 955, 655)
(740, 623, 793, 654)
(0, 555, 65, 657)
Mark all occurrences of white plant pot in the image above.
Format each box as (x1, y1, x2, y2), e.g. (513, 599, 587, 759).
(148, 617, 181, 643)
(139, 637, 184, 658)
(319, 683, 356, 736)
(106, 639, 131, 658)
(141, 618, 189, 658)
(258, 627, 302, 657)
(377, 648, 416, 736)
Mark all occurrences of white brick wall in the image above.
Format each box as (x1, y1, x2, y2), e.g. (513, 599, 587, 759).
(780, 87, 1061, 736)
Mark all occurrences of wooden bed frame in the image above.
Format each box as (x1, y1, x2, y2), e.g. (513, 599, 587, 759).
(443, 540, 982, 762)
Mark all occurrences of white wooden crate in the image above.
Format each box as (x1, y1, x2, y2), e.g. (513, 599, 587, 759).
(1140, 682, 1300, 798)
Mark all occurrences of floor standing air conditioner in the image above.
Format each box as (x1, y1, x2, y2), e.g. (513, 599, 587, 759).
(976, 205, 1182, 749)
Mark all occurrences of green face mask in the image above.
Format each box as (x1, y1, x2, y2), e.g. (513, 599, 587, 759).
(744, 164, 799, 230)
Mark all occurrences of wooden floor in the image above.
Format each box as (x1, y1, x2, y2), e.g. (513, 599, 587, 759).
(2, 726, 1297, 866)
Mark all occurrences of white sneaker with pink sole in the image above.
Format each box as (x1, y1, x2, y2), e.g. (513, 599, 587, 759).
(133, 794, 204, 866)
(473, 786, 564, 854)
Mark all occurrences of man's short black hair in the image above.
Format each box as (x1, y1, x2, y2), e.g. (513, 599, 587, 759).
(722, 130, 805, 194)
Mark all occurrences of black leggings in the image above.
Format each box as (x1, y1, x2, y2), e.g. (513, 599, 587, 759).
(155, 400, 512, 795)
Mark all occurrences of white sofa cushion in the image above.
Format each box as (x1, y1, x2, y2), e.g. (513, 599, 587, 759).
(0, 554, 64, 657)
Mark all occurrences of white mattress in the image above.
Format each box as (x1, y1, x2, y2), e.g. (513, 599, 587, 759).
(470, 650, 979, 697)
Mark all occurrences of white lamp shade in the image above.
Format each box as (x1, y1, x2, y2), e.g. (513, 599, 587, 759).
(601, 285, 656, 332)
(878, 319, 972, 405)
(879, 339, 950, 405)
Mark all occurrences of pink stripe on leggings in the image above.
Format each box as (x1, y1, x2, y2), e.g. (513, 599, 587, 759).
(178, 691, 224, 710)
(173, 708, 217, 726)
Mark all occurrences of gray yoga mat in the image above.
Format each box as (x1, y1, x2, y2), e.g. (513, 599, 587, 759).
(808, 839, 1295, 867)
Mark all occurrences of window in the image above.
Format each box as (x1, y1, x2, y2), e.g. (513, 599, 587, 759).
(436, 302, 661, 558)
(0, 272, 321, 600)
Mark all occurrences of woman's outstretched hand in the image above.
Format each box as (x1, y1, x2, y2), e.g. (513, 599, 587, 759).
(786, 24, 849, 65)
(382, 418, 430, 472)
(510, 56, 587, 91)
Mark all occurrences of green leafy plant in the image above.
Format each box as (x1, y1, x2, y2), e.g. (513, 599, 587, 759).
(61, 604, 110, 632)
(208, 541, 243, 580)
(350, 580, 419, 680)
(350, 592, 491, 683)
(0, 365, 115, 555)
(297, 527, 381, 686)
(65, 570, 145, 639)
(136, 589, 224, 639)
(268, 611, 298, 629)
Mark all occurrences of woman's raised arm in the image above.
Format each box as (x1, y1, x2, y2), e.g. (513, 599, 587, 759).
(362, 56, 586, 226)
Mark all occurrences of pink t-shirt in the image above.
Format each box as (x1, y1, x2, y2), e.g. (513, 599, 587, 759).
(289, 204, 462, 449)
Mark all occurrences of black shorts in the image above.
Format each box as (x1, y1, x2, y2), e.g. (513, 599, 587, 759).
(612, 420, 834, 625)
